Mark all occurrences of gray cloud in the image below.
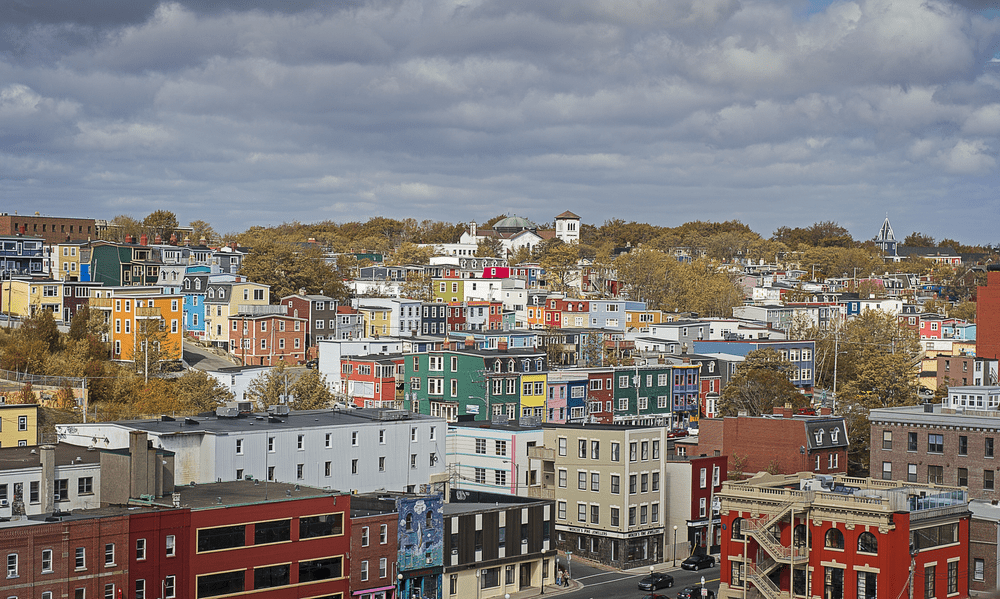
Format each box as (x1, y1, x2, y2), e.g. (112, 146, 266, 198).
(1, 0, 999, 243)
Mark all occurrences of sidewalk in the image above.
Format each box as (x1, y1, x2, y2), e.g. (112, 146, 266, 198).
(502, 577, 584, 599)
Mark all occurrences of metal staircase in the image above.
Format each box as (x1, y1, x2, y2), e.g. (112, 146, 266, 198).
(739, 499, 807, 599)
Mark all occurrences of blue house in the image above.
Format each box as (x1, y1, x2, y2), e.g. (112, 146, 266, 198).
(181, 267, 210, 338)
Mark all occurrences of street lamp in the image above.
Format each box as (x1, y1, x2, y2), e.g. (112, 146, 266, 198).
(397, 573, 403, 599)
(672, 525, 679, 567)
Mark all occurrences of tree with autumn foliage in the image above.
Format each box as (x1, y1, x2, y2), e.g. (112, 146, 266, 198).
(718, 349, 808, 416)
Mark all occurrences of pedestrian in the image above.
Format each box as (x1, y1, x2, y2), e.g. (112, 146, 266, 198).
(555, 570, 562, 587)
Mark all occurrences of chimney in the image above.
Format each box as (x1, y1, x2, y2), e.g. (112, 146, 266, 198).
(19, 225, 25, 235)
(169, 233, 178, 245)
(125, 234, 133, 244)
(40, 445, 56, 513)
(154, 234, 162, 244)
(470, 221, 478, 236)
(230, 242, 237, 251)
(183, 236, 191, 246)
(139, 234, 148, 246)
(129, 431, 152, 499)
(819, 407, 832, 416)
(772, 404, 792, 418)
(199, 236, 207, 245)
(498, 339, 508, 351)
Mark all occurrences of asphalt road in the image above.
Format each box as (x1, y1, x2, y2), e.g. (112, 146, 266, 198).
(183, 341, 241, 371)
(558, 559, 721, 599)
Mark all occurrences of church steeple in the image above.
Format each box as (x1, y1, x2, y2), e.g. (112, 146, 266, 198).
(874, 216, 897, 256)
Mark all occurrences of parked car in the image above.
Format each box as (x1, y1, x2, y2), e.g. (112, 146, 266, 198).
(667, 428, 689, 439)
(638, 573, 674, 591)
(677, 586, 716, 599)
(305, 358, 318, 369)
(680, 554, 715, 571)
(641, 594, 671, 599)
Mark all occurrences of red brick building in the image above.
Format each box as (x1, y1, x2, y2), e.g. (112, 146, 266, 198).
(717, 473, 970, 599)
(229, 313, 308, 366)
(695, 407, 847, 478)
(0, 214, 97, 244)
(0, 513, 130, 599)
(129, 508, 191, 599)
(350, 501, 400, 599)
(663, 454, 727, 555)
(978, 266, 1000, 361)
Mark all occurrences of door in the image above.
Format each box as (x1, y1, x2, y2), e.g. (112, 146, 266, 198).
(520, 563, 531, 589)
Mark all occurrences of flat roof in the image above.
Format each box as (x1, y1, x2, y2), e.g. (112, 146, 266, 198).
(0, 443, 99, 471)
(60, 408, 445, 436)
(174, 479, 339, 509)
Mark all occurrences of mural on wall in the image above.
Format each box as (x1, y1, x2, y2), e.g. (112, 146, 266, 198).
(397, 494, 444, 571)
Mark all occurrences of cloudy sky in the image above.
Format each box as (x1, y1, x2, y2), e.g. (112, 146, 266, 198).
(2, 0, 1000, 243)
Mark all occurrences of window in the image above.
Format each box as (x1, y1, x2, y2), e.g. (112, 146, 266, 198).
(959, 435, 968, 456)
(591, 472, 600, 492)
(610, 507, 620, 527)
(629, 474, 637, 494)
(974, 558, 985, 581)
(361, 559, 369, 581)
(947, 560, 958, 595)
(908, 464, 918, 482)
(104, 543, 115, 566)
(379, 557, 387, 578)
(928, 434, 943, 453)
(165, 535, 175, 557)
(380, 524, 388, 544)
(824, 528, 844, 549)
(924, 565, 935, 599)
(558, 470, 567, 487)
(578, 503, 587, 522)
(41, 548, 53, 572)
(591, 440, 600, 459)
(986, 469, 995, 490)
(17, 416, 27, 432)
(652, 472, 660, 491)
(379, 457, 385, 471)
(629, 442, 637, 461)
(958, 468, 968, 487)
(652, 440, 660, 459)
(611, 474, 620, 494)
(882, 462, 892, 480)
(557, 501, 566, 520)
(928, 465, 943, 484)
(78, 477, 93, 495)
(299, 513, 344, 539)
(641, 441, 649, 460)
(135, 580, 146, 599)
(578, 471, 587, 490)
(475, 468, 486, 484)
(628, 506, 636, 526)
(105, 584, 115, 599)
(857, 571, 876, 599)
(857, 532, 878, 553)
(591, 504, 600, 524)
(988, 437, 995, 458)
(475, 438, 487, 454)
(495, 440, 507, 456)
(198, 525, 246, 552)
(908, 432, 918, 452)
(825, 567, 844, 599)
(75, 547, 86, 569)
(882, 430, 892, 450)
(7, 553, 17, 578)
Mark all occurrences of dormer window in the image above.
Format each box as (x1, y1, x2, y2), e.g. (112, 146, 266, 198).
(814, 429, 825, 445)
(830, 428, 839, 443)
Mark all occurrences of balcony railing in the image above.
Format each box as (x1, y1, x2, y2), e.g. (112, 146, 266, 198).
(90, 297, 113, 308)
(528, 446, 555, 461)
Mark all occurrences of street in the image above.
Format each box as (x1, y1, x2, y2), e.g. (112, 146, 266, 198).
(556, 559, 721, 599)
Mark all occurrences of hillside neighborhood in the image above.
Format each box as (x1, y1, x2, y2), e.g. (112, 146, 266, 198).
(0, 209, 998, 599)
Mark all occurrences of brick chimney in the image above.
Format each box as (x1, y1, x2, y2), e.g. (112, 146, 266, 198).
(819, 407, 832, 416)
(125, 234, 133, 244)
(169, 233, 178, 245)
(154, 234, 162, 244)
(498, 339, 508, 351)
(772, 404, 793, 418)
(139, 234, 148, 246)
(19, 225, 25, 235)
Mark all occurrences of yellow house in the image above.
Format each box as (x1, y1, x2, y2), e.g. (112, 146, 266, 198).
(433, 279, 464, 303)
(357, 306, 391, 337)
(203, 281, 271, 349)
(0, 403, 39, 447)
(519, 372, 547, 419)
(626, 309, 666, 330)
(1, 279, 65, 319)
(56, 242, 86, 281)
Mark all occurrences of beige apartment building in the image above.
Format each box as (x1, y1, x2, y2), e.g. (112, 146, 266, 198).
(529, 423, 670, 569)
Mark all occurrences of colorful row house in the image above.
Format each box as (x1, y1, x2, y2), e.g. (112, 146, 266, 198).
(342, 354, 404, 408)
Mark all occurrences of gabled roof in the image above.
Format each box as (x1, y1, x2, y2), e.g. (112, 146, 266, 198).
(555, 210, 580, 219)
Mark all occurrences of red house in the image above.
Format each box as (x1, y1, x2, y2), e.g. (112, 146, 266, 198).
(129, 508, 191, 599)
(664, 454, 727, 555)
(482, 266, 511, 279)
(228, 313, 308, 366)
(446, 303, 467, 332)
(342, 354, 403, 408)
(717, 473, 970, 599)
(585, 368, 614, 423)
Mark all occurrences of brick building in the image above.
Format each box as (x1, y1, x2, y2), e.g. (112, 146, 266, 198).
(350, 496, 401, 599)
(717, 473, 970, 599)
(228, 312, 308, 366)
(969, 500, 1000, 594)
(694, 407, 848, 478)
(0, 214, 97, 244)
(869, 392, 1000, 495)
(978, 265, 1000, 361)
(0, 512, 130, 599)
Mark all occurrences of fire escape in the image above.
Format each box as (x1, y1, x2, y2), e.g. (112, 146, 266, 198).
(740, 498, 809, 599)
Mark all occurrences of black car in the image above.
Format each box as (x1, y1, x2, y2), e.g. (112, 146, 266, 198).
(677, 586, 716, 599)
(305, 358, 318, 369)
(680, 554, 716, 571)
(638, 573, 675, 591)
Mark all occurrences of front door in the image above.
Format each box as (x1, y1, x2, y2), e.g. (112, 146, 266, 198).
(520, 563, 531, 589)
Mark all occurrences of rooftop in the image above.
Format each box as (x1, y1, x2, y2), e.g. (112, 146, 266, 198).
(56, 408, 445, 437)
(0, 443, 100, 471)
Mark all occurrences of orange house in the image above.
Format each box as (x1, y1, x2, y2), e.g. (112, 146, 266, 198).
(91, 289, 184, 362)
